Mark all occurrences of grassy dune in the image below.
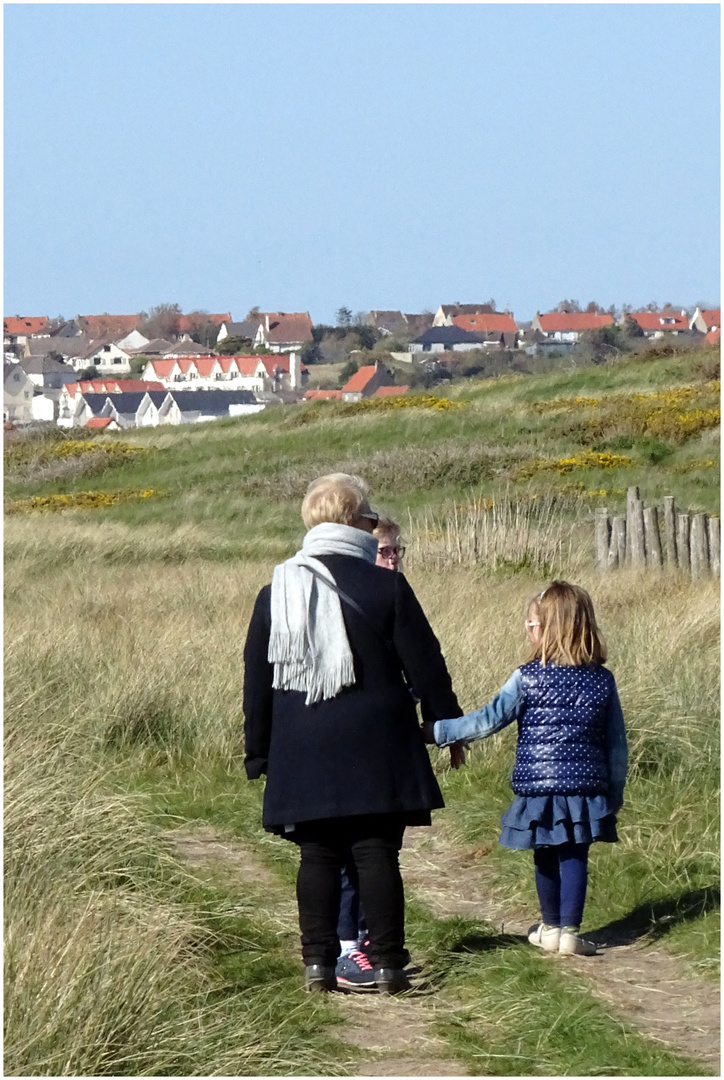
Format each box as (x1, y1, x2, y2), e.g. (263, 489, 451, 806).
(4, 346, 720, 1075)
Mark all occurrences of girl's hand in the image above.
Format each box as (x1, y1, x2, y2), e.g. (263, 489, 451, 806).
(449, 741, 466, 769)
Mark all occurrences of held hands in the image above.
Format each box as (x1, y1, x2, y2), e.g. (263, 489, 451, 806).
(449, 741, 466, 770)
(421, 720, 466, 769)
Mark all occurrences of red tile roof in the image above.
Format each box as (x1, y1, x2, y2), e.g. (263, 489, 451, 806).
(537, 312, 614, 332)
(453, 314, 517, 333)
(78, 314, 141, 335)
(629, 311, 688, 332)
(341, 365, 378, 392)
(304, 389, 343, 400)
(86, 416, 117, 429)
(373, 385, 409, 397)
(258, 354, 309, 376)
(234, 355, 264, 376)
(4, 316, 49, 336)
(65, 378, 164, 396)
(176, 313, 231, 332)
(700, 309, 721, 329)
(705, 328, 721, 345)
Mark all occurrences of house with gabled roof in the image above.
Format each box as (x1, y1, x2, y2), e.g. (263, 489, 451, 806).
(4, 316, 50, 348)
(86, 416, 121, 431)
(409, 325, 486, 354)
(253, 312, 314, 353)
(216, 319, 258, 344)
(532, 311, 614, 343)
(76, 313, 142, 339)
(433, 303, 496, 327)
(627, 310, 689, 337)
(157, 389, 263, 425)
(690, 307, 721, 335)
(58, 379, 164, 427)
(3, 362, 35, 422)
(452, 312, 518, 348)
(341, 361, 394, 402)
(18, 354, 77, 388)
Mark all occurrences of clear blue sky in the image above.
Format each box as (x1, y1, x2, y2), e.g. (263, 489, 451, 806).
(4, 3, 720, 324)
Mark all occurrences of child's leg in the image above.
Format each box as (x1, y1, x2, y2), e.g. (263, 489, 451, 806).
(558, 843, 589, 929)
(533, 846, 561, 927)
(337, 860, 360, 954)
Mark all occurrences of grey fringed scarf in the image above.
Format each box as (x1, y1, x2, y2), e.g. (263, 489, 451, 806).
(268, 523, 379, 705)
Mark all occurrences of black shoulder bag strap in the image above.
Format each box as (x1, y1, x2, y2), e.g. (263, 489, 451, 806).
(300, 563, 392, 649)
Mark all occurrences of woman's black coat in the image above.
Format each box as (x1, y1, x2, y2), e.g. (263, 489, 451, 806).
(243, 554, 462, 832)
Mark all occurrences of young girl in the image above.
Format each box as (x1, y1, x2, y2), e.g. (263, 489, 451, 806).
(424, 581, 627, 956)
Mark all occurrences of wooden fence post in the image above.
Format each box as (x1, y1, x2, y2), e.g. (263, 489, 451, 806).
(610, 516, 626, 569)
(595, 508, 610, 572)
(663, 496, 677, 567)
(625, 486, 639, 563)
(677, 513, 690, 572)
(643, 506, 663, 568)
(708, 517, 720, 576)
(630, 497, 646, 567)
(690, 513, 709, 579)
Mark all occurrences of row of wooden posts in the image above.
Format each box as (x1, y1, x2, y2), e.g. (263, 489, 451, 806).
(595, 486, 720, 577)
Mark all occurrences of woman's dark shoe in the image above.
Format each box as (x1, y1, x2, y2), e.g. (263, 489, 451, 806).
(304, 964, 337, 992)
(374, 967, 411, 994)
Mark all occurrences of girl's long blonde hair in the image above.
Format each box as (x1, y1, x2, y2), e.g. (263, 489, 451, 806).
(527, 580, 607, 666)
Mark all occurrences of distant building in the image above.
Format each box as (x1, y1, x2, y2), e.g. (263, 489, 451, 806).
(252, 312, 314, 353)
(627, 310, 689, 337)
(531, 311, 614, 343)
(3, 362, 35, 422)
(340, 361, 394, 401)
(409, 325, 486, 353)
(690, 307, 721, 335)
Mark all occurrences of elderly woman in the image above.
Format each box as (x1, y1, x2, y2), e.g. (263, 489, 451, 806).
(243, 473, 462, 994)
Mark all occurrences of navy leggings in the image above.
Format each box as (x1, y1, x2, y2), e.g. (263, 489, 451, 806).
(533, 843, 589, 928)
(337, 861, 367, 942)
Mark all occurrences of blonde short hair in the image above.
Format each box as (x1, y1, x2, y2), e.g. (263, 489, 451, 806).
(527, 580, 607, 666)
(373, 516, 400, 542)
(301, 473, 372, 530)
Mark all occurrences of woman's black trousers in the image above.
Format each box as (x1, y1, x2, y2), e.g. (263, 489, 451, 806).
(292, 813, 406, 969)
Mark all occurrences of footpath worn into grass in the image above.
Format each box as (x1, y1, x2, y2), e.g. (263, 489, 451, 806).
(161, 808, 717, 1077)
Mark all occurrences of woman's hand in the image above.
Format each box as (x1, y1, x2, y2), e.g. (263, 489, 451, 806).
(449, 741, 466, 769)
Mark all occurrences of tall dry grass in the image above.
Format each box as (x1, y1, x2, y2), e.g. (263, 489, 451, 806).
(406, 489, 590, 574)
(4, 505, 720, 1072)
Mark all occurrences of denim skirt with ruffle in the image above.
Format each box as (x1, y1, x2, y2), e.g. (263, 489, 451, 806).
(499, 793, 618, 850)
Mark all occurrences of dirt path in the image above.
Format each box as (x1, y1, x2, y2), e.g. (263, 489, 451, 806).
(166, 826, 466, 1077)
(400, 820, 720, 1070)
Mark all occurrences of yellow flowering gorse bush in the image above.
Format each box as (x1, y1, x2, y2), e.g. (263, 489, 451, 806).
(6, 489, 161, 514)
(533, 383, 720, 443)
(338, 394, 465, 415)
(515, 449, 633, 479)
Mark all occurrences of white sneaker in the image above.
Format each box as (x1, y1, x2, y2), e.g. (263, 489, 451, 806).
(528, 924, 561, 952)
(559, 929, 597, 956)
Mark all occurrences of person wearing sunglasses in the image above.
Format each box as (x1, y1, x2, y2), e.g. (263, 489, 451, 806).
(374, 517, 405, 571)
(243, 473, 463, 995)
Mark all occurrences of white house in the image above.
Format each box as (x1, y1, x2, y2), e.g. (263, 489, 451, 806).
(689, 307, 721, 334)
(3, 362, 35, 422)
(80, 340, 133, 375)
(531, 311, 614, 343)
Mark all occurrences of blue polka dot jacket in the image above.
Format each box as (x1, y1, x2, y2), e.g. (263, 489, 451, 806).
(434, 659, 628, 807)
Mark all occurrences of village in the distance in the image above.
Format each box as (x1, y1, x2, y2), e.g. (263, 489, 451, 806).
(3, 301, 721, 431)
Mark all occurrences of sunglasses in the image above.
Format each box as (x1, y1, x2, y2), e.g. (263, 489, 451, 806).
(360, 510, 379, 524)
(379, 545, 405, 559)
